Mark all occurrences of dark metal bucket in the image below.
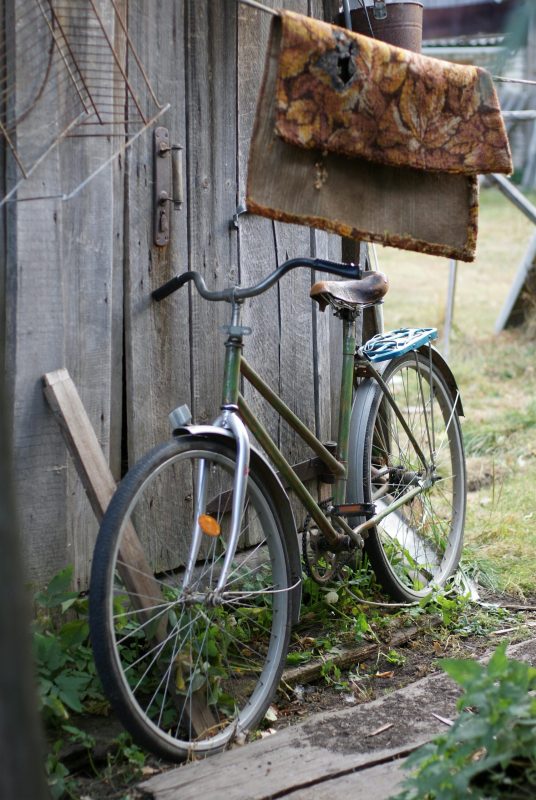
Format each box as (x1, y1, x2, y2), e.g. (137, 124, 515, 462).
(338, 2, 424, 53)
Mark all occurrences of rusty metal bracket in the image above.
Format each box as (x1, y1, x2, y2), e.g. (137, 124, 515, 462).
(153, 126, 183, 247)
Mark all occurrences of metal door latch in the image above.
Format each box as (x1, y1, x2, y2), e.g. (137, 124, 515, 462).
(154, 127, 183, 247)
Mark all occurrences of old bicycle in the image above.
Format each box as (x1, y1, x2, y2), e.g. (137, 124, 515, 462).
(89, 257, 466, 760)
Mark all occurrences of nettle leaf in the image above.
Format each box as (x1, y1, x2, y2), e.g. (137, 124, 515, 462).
(59, 619, 89, 649)
(34, 633, 68, 673)
(395, 646, 536, 800)
(486, 641, 508, 677)
(36, 566, 78, 609)
(440, 657, 483, 686)
(55, 672, 91, 712)
(60, 597, 79, 614)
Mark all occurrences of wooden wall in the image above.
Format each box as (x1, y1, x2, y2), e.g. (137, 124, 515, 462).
(3, 0, 342, 591)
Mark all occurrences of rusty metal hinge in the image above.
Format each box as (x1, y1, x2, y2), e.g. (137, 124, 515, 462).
(154, 126, 183, 247)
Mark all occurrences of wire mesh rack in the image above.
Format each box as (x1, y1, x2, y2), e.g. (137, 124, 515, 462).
(0, 0, 168, 206)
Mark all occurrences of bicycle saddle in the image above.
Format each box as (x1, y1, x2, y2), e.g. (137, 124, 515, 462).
(310, 271, 389, 312)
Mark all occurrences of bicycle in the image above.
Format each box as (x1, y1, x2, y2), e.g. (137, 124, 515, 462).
(89, 256, 466, 761)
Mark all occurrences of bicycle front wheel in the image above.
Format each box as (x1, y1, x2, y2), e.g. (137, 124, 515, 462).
(349, 351, 466, 601)
(90, 436, 292, 761)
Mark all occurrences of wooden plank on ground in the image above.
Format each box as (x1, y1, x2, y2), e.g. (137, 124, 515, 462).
(140, 666, 460, 800)
(282, 759, 405, 800)
(282, 622, 431, 686)
(140, 637, 536, 800)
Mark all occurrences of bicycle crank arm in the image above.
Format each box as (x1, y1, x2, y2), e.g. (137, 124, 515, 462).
(351, 481, 426, 538)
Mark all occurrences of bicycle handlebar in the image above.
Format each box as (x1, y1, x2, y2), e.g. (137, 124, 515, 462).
(152, 257, 362, 303)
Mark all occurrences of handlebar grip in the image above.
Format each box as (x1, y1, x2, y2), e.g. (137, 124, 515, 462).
(152, 273, 191, 302)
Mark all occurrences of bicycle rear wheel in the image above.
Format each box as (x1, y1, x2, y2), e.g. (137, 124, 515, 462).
(349, 351, 466, 601)
(90, 436, 292, 761)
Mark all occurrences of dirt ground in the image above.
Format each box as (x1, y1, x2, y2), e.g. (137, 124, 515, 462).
(68, 591, 536, 799)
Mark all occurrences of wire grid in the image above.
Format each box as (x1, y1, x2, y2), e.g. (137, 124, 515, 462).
(0, 0, 167, 205)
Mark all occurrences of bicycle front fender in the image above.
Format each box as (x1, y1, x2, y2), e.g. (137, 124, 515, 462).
(172, 425, 302, 624)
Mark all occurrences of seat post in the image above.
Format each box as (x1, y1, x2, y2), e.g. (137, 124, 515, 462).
(334, 309, 357, 505)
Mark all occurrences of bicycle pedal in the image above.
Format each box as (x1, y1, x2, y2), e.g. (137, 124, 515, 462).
(360, 327, 437, 363)
(334, 502, 375, 518)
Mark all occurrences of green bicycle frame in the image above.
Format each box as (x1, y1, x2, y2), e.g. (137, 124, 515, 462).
(218, 300, 430, 551)
(219, 301, 360, 549)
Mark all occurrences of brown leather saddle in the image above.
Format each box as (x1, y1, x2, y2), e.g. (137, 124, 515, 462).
(310, 271, 389, 312)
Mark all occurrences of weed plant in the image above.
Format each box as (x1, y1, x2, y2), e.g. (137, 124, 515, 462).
(380, 188, 536, 595)
(393, 644, 536, 800)
(33, 566, 146, 799)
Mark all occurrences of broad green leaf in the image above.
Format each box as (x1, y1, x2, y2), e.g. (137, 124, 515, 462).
(440, 657, 483, 686)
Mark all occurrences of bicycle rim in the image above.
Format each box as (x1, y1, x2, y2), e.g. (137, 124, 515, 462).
(359, 352, 466, 600)
(90, 438, 291, 760)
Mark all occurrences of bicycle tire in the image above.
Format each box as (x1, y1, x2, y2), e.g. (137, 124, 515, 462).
(90, 435, 292, 761)
(349, 351, 466, 601)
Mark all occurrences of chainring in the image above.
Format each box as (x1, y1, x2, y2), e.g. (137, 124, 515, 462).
(302, 524, 345, 585)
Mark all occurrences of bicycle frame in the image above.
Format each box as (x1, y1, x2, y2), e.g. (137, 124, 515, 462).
(212, 298, 433, 571)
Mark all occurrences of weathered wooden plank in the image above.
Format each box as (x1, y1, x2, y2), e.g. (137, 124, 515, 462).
(282, 622, 430, 686)
(109, 0, 128, 482)
(6, 1, 119, 590)
(309, 0, 334, 447)
(140, 668, 461, 800)
(43, 369, 120, 521)
(264, 3, 318, 531)
(275, 0, 316, 480)
(59, 63, 117, 587)
(7, 24, 68, 586)
(42, 368, 161, 603)
(281, 760, 405, 800)
(141, 637, 536, 800)
(238, 0, 280, 452)
(123, 1, 194, 567)
(42, 368, 162, 606)
(125, 0, 190, 460)
(186, 0, 238, 428)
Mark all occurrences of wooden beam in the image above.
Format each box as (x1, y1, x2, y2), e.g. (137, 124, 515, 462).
(495, 230, 536, 332)
(489, 174, 536, 226)
(42, 368, 216, 736)
(43, 369, 117, 521)
(282, 621, 436, 687)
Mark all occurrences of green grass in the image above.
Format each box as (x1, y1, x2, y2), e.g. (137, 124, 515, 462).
(377, 187, 536, 596)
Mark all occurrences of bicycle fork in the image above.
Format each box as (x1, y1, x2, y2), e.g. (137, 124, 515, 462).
(182, 299, 251, 595)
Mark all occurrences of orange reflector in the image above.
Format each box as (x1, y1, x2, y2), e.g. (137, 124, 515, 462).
(198, 514, 221, 537)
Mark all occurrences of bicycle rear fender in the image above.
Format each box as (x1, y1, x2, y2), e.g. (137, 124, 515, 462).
(419, 345, 464, 417)
(171, 425, 302, 625)
(348, 344, 464, 507)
